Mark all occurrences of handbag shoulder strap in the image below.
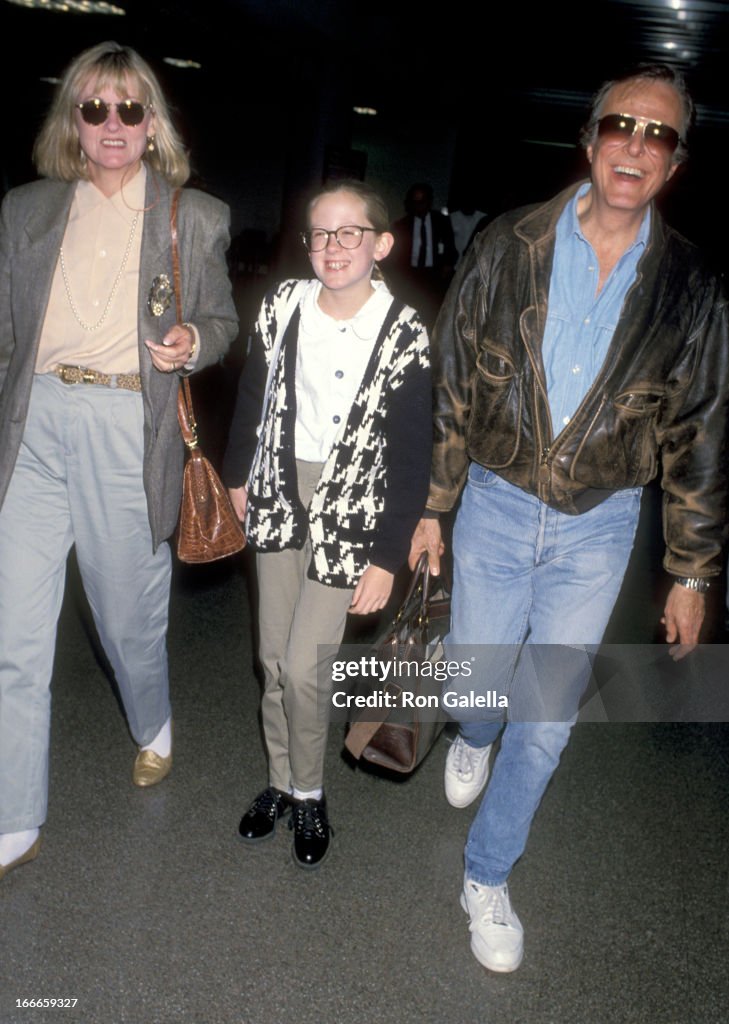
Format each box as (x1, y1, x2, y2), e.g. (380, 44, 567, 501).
(170, 188, 183, 323)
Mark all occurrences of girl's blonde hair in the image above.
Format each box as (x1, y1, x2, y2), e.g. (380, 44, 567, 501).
(33, 41, 190, 187)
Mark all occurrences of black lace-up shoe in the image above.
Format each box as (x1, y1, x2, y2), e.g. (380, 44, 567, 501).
(238, 787, 292, 843)
(290, 795, 332, 869)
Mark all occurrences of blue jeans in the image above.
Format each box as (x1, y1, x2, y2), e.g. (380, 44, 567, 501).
(449, 464, 641, 885)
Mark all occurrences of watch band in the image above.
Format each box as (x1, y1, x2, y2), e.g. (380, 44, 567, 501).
(674, 576, 711, 593)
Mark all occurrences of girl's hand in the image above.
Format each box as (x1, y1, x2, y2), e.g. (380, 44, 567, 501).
(228, 485, 248, 521)
(349, 565, 394, 615)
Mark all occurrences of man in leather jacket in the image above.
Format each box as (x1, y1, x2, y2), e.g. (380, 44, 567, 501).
(410, 65, 728, 973)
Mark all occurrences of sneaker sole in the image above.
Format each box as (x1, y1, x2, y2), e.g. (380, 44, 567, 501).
(460, 891, 524, 973)
(445, 780, 489, 809)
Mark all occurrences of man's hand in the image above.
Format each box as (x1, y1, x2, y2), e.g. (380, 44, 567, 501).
(661, 581, 706, 660)
(409, 517, 445, 574)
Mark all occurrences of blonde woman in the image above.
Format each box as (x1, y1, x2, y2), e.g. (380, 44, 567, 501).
(0, 42, 237, 881)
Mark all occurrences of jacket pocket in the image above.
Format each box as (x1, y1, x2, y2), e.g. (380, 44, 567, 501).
(466, 346, 522, 468)
(570, 385, 665, 487)
(613, 388, 664, 417)
(475, 346, 516, 385)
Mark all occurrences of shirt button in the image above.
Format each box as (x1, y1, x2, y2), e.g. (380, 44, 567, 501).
(335, 370, 344, 379)
(562, 415, 570, 425)
(91, 299, 100, 307)
(99, 249, 107, 258)
(339, 326, 347, 333)
(333, 415, 341, 424)
(583, 317, 590, 325)
(571, 365, 581, 375)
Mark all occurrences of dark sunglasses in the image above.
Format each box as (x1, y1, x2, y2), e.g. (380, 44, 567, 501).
(75, 98, 152, 127)
(597, 113, 680, 156)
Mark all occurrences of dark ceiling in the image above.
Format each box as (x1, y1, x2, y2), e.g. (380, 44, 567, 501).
(3, 0, 728, 119)
(2, 0, 728, 261)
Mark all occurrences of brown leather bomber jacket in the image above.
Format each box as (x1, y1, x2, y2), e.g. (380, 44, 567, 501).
(428, 183, 729, 579)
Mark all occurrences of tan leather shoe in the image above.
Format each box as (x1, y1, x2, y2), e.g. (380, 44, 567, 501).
(132, 748, 172, 787)
(0, 836, 41, 882)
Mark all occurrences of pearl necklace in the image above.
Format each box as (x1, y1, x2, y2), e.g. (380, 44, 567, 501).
(59, 211, 139, 332)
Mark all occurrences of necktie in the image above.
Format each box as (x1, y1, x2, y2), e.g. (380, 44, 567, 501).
(417, 216, 427, 268)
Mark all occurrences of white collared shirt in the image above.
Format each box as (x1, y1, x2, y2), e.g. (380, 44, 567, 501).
(295, 279, 393, 461)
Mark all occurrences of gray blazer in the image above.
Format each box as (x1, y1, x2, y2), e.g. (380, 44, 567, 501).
(0, 172, 238, 547)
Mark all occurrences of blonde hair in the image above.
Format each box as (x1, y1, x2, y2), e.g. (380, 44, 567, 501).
(33, 41, 190, 186)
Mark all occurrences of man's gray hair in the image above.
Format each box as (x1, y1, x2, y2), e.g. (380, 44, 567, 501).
(580, 64, 694, 164)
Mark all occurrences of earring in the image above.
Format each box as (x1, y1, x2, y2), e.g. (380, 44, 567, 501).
(146, 136, 156, 153)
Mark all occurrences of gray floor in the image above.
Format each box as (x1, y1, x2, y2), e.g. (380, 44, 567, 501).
(1, 550, 728, 1024)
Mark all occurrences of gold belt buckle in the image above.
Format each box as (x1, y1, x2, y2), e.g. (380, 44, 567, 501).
(57, 365, 78, 385)
(81, 368, 96, 384)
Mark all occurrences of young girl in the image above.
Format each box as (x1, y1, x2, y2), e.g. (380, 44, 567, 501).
(223, 180, 431, 868)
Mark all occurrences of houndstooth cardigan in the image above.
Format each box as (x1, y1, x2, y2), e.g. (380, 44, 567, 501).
(223, 279, 432, 588)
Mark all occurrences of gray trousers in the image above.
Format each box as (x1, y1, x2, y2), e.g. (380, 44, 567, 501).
(257, 460, 353, 793)
(0, 374, 172, 832)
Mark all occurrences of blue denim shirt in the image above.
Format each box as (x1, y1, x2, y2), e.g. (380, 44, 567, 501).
(541, 183, 650, 433)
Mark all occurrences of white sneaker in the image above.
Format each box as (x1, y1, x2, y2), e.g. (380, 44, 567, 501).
(460, 876, 524, 973)
(444, 735, 492, 807)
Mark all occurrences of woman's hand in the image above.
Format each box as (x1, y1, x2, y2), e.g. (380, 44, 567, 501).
(145, 323, 195, 373)
(228, 485, 248, 522)
(349, 566, 394, 616)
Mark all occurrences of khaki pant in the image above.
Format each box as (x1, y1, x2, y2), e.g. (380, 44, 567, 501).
(256, 461, 353, 792)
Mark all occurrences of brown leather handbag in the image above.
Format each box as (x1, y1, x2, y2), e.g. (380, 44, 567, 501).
(344, 554, 451, 773)
(176, 378, 246, 562)
(171, 191, 246, 563)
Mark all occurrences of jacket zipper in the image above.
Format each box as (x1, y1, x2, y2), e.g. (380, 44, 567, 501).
(537, 442, 552, 500)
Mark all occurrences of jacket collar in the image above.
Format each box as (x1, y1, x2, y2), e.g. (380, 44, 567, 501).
(514, 179, 666, 252)
(511, 180, 668, 420)
(22, 169, 176, 259)
(139, 170, 174, 277)
(23, 180, 75, 247)
(514, 182, 580, 247)
(138, 172, 179, 403)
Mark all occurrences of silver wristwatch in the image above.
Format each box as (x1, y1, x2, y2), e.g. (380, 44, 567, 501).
(674, 576, 711, 593)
